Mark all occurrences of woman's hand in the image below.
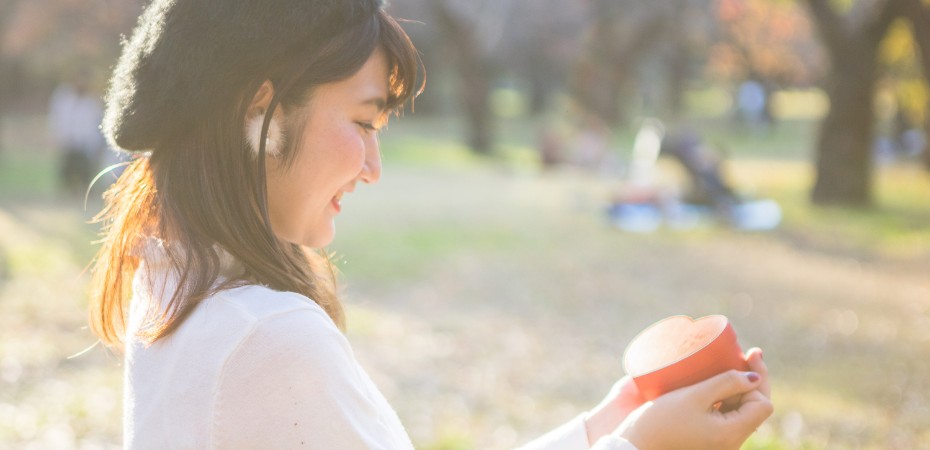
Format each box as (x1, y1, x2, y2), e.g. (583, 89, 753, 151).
(584, 376, 648, 444)
(616, 349, 773, 450)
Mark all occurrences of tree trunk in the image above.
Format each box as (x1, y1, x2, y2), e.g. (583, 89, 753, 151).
(572, 6, 667, 126)
(665, 38, 688, 120)
(462, 67, 493, 154)
(812, 47, 878, 205)
(430, 2, 495, 155)
(526, 63, 549, 116)
(665, 4, 689, 120)
(0, 22, 6, 156)
(0, 65, 5, 156)
(805, 0, 904, 205)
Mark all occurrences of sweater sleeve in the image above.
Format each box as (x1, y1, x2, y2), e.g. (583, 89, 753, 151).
(212, 305, 412, 449)
(515, 414, 638, 450)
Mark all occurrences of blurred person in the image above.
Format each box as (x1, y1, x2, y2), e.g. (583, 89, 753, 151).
(658, 128, 781, 231)
(47, 72, 107, 197)
(537, 123, 567, 170)
(573, 114, 610, 171)
(892, 108, 926, 158)
(660, 128, 740, 213)
(89, 0, 772, 448)
(735, 78, 768, 130)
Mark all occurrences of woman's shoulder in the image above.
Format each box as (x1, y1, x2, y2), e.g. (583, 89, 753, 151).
(171, 285, 348, 368)
(209, 285, 355, 374)
(160, 283, 342, 353)
(211, 283, 330, 324)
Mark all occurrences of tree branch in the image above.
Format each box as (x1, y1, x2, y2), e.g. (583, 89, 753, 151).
(803, 0, 847, 54)
(858, 0, 907, 43)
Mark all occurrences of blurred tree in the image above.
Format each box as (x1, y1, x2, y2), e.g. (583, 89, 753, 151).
(0, 0, 22, 154)
(876, 17, 928, 168)
(712, 0, 822, 86)
(390, 0, 535, 155)
(901, 0, 930, 169)
(572, 1, 670, 125)
(712, 0, 822, 130)
(390, 0, 716, 151)
(666, 0, 723, 118)
(573, 0, 728, 124)
(803, 0, 907, 206)
(505, 1, 586, 116)
(390, 0, 589, 154)
(426, 0, 513, 155)
(0, 0, 142, 150)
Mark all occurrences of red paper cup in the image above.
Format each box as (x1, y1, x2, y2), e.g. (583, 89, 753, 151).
(623, 315, 749, 400)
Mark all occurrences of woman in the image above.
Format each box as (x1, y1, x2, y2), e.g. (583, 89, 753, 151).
(90, 0, 772, 448)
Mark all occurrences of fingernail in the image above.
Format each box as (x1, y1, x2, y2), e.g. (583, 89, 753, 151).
(747, 372, 760, 383)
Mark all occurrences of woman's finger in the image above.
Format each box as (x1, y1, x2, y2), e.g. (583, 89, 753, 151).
(718, 389, 774, 434)
(615, 376, 647, 411)
(688, 369, 762, 405)
(744, 348, 770, 399)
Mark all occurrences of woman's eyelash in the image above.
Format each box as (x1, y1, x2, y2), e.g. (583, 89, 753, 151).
(357, 122, 379, 132)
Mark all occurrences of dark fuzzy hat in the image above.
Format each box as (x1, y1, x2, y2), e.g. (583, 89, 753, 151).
(104, 0, 383, 152)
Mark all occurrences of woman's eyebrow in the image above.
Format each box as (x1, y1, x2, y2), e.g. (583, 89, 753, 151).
(360, 96, 387, 111)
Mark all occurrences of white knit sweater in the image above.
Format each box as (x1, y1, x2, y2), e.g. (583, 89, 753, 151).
(123, 256, 636, 449)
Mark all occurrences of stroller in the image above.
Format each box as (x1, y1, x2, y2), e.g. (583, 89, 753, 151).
(608, 120, 781, 231)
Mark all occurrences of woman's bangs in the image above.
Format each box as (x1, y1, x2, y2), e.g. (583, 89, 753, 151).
(378, 12, 424, 112)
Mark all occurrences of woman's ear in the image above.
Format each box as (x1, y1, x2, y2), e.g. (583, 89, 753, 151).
(247, 80, 275, 117)
(245, 80, 284, 157)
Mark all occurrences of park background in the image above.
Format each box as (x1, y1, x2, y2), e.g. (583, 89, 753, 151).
(1, 0, 930, 448)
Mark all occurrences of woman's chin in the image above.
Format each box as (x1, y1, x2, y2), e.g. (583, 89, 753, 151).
(303, 226, 336, 249)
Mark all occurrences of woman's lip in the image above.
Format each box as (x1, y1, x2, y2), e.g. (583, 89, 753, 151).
(331, 196, 342, 212)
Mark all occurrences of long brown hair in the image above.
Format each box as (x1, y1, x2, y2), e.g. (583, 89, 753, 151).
(90, 6, 423, 349)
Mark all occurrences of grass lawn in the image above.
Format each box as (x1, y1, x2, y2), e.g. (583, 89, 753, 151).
(1, 113, 928, 449)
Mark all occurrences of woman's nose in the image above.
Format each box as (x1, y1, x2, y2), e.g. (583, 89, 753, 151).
(359, 138, 381, 184)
